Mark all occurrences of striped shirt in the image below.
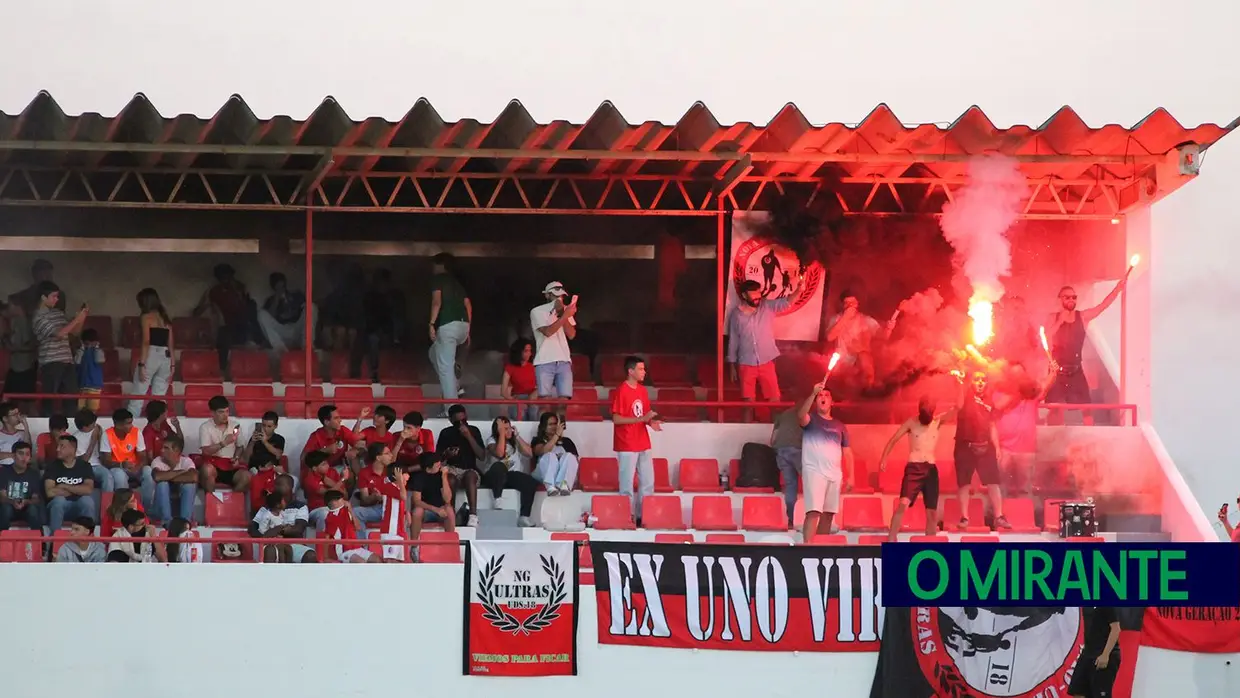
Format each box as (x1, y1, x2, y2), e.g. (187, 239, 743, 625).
(725, 297, 790, 366)
(31, 307, 74, 365)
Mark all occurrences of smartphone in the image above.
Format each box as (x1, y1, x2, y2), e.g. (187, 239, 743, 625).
(570, 294, 579, 305)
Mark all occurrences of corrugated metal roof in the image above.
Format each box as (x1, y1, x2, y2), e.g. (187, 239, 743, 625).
(0, 91, 1235, 184)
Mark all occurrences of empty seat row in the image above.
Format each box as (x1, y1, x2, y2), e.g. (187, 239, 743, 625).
(591, 494, 786, 532)
(79, 315, 214, 350)
(175, 384, 426, 418)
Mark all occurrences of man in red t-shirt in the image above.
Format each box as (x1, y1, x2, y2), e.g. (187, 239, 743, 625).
(394, 411, 435, 467)
(141, 400, 180, 464)
(303, 451, 349, 529)
(353, 442, 395, 528)
(359, 405, 398, 451)
(610, 355, 663, 525)
(301, 404, 368, 480)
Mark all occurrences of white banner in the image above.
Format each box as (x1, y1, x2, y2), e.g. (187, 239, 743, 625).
(726, 211, 826, 341)
(464, 540, 578, 677)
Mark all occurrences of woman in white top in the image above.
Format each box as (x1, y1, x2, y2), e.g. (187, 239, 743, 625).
(484, 417, 540, 527)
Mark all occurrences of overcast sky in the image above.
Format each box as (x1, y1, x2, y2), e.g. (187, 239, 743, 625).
(2, 0, 1237, 128)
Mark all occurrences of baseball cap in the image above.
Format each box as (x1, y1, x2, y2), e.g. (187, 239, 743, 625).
(543, 281, 567, 297)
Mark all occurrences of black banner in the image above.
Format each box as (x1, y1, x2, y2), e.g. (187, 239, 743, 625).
(591, 541, 881, 652)
(869, 607, 1147, 698)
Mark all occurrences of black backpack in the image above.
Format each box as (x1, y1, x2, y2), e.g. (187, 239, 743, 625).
(734, 442, 780, 490)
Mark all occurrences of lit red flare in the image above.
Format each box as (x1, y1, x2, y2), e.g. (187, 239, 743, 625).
(967, 300, 993, 346)
(965, 344, 987, 364)
(1129, 253, 1141, 268)
(827, 352, 841, 372)
(1038, 326, 1051, 354)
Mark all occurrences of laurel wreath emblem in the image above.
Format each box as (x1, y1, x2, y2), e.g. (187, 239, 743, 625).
(477, 553, 567, 635)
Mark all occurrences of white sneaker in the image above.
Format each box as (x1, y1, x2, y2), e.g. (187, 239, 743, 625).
(556, 482, 570, 494)
(467, 514, 479, 527)
(518, 516, 535, 527)
(545, 485, 560, 497)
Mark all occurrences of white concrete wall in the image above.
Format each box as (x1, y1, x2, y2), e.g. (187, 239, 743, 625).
(0, 563, 1228, 698)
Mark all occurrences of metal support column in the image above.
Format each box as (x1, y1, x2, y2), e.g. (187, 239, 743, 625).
(716, 202, 727, 422)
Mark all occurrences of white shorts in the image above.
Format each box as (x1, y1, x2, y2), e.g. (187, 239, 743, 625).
(802, 470, 841, 514)
(380, 533, 406, 562)
(338, 547, 375, 563)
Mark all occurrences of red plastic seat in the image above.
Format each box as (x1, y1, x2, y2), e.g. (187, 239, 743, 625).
(565, 396, 604, 422)
(728, 459, 778, 494)
(696, 359, 738, 389)
(654, 533, 695, 544)
(283, 384, 326, 419)
(0, 530, 43, 562)
(172, 316, 213, 349)
(591, 495, 635, 530)
(807, 533, 848, 545)
(119, 316, 142, 349)
(204, 491, 249, 527)
(942, 496, 990, 533)
(98, 383, 123, 413)
(679, 458, 722, 492)
(279, 351, 319, 384)
(856, 534, 888, 545)
(1067, 536, 1104, 543)
(550, 532, 593, 569)
(179, 349, 221, 382)
(648, 355, 692, 387)
(654, 388, 700, 422)
(577, 457, 619, 492)
(332, 386, 374, 418)
(232, 384, 274, 418)
(36, 432, 54, 462)
(102, 349, 123, 384)
(1001, 498, 1042, 533)
(652, 458, 673, 493)
(571, 355, 593, 383)
(741, 496, 787, 532)
(961, 535, 1001, 543)
(83, 315, 115, 348)
(898, 497, 930, 532)
(840, 495, 886, 532)
(210, 530, 256, 563)
(600, 355, 627, 385)
(329, 352, 371, 385)
(182, 383, 224, 418)
(1043, 499, 1070, 533)
(691, 495, 737, 531)
(910, 534, 948, 542)
(877, 459, 905, 495)
(376, 350, 421, 385)
(383, 386, 425, 416)
(704, 533, 747, 544)
(640, 495, 685, 530)
(417, 531, 461, 563)
(229, 350, 271, 383)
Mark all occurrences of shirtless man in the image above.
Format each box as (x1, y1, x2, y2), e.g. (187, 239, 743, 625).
(878, 397, 956, 540)
(1045, 272, 1129, 425)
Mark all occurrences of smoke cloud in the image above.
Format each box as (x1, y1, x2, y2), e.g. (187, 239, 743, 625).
(938, 155, 1028, 304)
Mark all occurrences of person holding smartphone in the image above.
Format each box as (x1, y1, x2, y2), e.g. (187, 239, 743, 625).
(530, 282, 578, 406)
(1219, 500, 1240, 542)
(198, 396, 251, 494)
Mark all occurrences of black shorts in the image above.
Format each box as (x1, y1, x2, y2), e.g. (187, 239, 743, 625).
(1067, 651, 1119, 697)
(1046, 368, 1091, 404)
(215, 468, 240, 487)
(899, 462, 939, 509)
(954, 442, 1000, 488)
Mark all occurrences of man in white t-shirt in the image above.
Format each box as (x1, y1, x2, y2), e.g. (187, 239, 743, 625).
(530, 282, 578, 402)
(0, 402, 31, 466)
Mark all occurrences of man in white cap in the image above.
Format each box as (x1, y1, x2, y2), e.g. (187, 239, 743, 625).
(530, 282, 578, 405)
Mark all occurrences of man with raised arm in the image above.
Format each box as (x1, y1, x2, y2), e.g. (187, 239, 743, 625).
(878, 397, 957, 541)
(1045, 271, 1129, 425)
(796, 378, 853, 542)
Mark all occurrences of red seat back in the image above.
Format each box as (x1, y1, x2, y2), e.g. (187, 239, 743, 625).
(654, 388, 700, 422)
(204, 491, 248, 527)
(679, 458, 721, 492)
(229, 350, 271, 383)
(807, 533, 848, 545)
(704, 533, 746, 544)
(172, 317, 213, 349)
(577, 457, 619, 492)
(840, 496, 886, 532)
(332, 386, 374, 419)
(279, 351, 318, 383)
(383, 386, 425, 416)
(329, 353, 371, 385)
(640, 495, 685, 530)
(961, 535, 1001, 543)
(180, 349, 221, 382)
(418, 531, 461, 563)
(0, 530, 42, 562)
(691, 495, 737, 531)
(83, 315, 115, 348)
(550, 532, 592, 569)
(856, 534, 888, 545)
(232, 385, 274, 418)
(654, 533, 694, 544)
(651, 458, 673, 493)
(377, 350, 420, 384)
(741, 496, 786, 532)
(182, 384, 224, 418)
(119, 316, 142, 349)
(648, 355, 691, 386)
(591, 495, 635, 530)
(283, 385, 325, 419)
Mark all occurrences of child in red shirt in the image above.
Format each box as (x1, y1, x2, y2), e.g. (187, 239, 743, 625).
(359, 405, 399, 451)
(377, 463, 410, 563)
(322, 490, 376, 563)
(395, 411, 435, 467)
(610, 355, 663, 525)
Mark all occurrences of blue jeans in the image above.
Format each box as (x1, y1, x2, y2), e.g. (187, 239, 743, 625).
(429, 320, 469, 409)
(534, 452, 579, 489)
(535, 361, 573, 399)
(108, 466, 155, 512)
(354, 503, 383, 526)
(508, 394, 540, 422)
(154, 480, 198, 523)
(0, 501, 45, 531)
(618, 450, 654, 518)
(775, 447, 802, 525)
(47, 496, 96, 532)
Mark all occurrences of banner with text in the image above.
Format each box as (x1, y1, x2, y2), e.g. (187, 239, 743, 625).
(464, 540, 578, 677)
(591, 541, 881, 651)
(727, 211, 826, 342)
(1140, 606, 1240, 653)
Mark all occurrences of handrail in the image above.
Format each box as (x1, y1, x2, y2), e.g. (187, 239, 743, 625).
(0, 533, 458, 546)
(0, 390, 1139, 422)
